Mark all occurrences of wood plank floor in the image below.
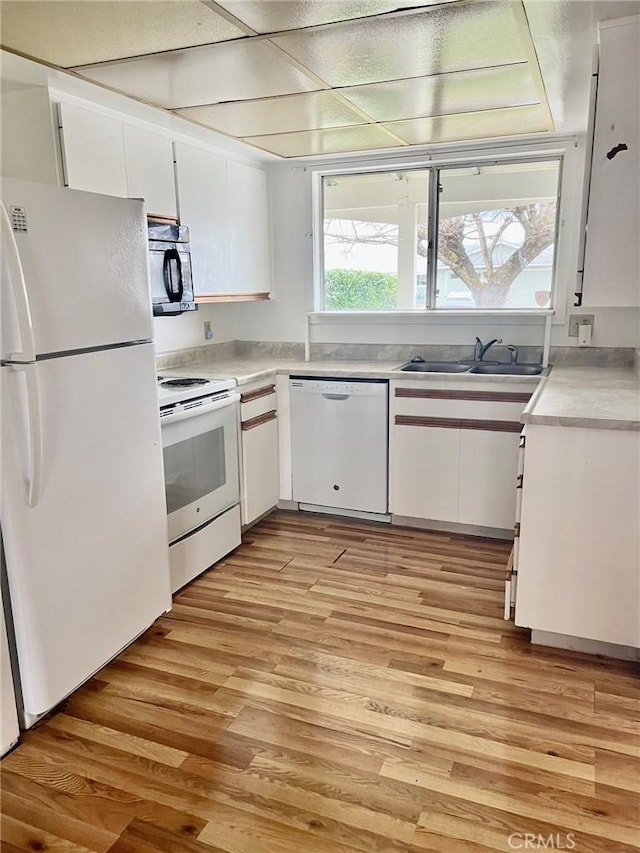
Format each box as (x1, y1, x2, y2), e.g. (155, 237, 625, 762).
(2, 511, 639, 852)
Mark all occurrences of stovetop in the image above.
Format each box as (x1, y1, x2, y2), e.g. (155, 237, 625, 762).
(157, 374, 236, 406)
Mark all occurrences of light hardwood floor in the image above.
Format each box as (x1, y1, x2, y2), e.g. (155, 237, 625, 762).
(1, 511, 639, 852)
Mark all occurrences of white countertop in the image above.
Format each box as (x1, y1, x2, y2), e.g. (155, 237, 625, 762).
(161, 356, 640, 430)
(163, 356, 545, 386)
(522, 366, 640, 431)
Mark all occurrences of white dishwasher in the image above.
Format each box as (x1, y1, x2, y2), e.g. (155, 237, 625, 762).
(289, 377, 388, 516)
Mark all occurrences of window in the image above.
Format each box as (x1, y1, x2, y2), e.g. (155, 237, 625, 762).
(319, 158, 561, 312)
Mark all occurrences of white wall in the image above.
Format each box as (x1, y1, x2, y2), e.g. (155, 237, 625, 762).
(217, 143, 640, 350)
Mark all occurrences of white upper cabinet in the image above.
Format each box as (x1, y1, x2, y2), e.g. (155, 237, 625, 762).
(59, 101, 177, 218)
(58, 101, 128, 197)
(227, 160, 271, 298)
(122, 124, 177, 219)
(174, 141, 271, 300)
(582, 17, 640, 307)
(174, 141, 228, 295)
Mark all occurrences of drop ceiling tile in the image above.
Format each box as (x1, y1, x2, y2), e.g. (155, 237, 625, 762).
(217, 0, 457, 33)
(339, 64, 539, 123)
(385, 105, 551, 145)
(0, 1, 244, 68)
(271, 1, 527, 87)
(243, 124, 402, 157)
(75, 41, 319, 109)
(176, 90, 366, 136)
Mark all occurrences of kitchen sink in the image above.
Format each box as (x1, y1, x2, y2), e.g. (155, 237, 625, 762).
(468, 364, 544, 375)
(399, 361, 472, 373)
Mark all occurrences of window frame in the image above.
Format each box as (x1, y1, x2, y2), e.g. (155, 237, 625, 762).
(313, 152, 564, 315)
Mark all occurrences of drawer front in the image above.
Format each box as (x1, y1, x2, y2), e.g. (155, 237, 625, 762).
(240, 383, 277, 421)
(392, 386, 530, 421)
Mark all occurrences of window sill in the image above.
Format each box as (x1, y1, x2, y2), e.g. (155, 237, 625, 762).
(309, 310, 554, 324)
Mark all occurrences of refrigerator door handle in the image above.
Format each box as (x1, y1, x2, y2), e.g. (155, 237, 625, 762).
(9, 364, 44, 508)
(163, 248, 183, 303)
(0, 202, 36, 363)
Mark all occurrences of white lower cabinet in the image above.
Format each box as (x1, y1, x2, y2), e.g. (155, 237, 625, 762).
(458, 428, 520, 529)
(390, 380, 536, 532)
(515, 425, 640, 647)
(239, 382, 279, 527)
(392, 424, 459, 521)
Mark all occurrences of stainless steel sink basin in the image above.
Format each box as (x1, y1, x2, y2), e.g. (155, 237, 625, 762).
(399, 361, 472, 373)
(468, 364, 543, 375)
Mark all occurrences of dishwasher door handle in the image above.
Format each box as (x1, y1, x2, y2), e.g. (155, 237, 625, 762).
(321, 393, 350, 401)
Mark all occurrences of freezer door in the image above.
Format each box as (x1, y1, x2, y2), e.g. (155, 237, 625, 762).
(1, 178, 152, 360)
(0, 343, 170, 720)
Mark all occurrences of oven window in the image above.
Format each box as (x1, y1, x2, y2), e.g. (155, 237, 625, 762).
(163, 427, 226, 514)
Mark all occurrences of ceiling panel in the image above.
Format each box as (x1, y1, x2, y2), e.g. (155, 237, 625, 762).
(176, 90, 367, 136)
(243, 124, 403, 157)
(271, 1, 528, 88)
(385, 104, 550, 145)
(217, 0, 459, 33)
(0, 1, 244, 68)
(339, 64, 539, 123)
(75, 40, 319, 109)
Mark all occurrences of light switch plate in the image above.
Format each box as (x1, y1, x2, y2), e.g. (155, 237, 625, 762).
(568, 314, 594, 337)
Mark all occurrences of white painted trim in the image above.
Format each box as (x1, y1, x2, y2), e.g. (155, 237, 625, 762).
(542, 315, 553, 367)
(598, 14, 640, 32)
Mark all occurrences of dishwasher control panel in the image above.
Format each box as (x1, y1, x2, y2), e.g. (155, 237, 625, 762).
(289, 377, 388, 396)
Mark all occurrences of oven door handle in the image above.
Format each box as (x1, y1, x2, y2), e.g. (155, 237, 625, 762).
(160, 392, 240, 424)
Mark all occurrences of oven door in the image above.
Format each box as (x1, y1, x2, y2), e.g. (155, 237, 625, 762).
(162, 400, 239, 543)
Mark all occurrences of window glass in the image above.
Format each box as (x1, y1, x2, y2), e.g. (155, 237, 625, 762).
(435, 161, 560, 309)
(323, 170, 429, 310)
(319, 158, 560, 312)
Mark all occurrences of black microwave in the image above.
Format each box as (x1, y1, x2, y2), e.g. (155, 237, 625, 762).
(148, 221, 196, 316)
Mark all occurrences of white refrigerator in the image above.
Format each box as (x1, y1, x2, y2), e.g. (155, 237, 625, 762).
(1, 177, 171, 729)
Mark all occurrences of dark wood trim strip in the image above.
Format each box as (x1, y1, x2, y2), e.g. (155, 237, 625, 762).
(395, 415, 522, 433)
(196, 292, 270, 303)
(460, 419, 522, 433)
(514, 522, 521, 538)
(241, 410, 277, 431)
(240, 384, 276, 404)
(395, 416, 460, 430)
(395, 388, 532, 403)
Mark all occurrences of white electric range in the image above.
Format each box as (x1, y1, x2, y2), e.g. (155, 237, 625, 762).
(157, 374, 241, 592)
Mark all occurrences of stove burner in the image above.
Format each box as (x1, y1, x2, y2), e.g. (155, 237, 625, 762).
(161, 378, 209, 388)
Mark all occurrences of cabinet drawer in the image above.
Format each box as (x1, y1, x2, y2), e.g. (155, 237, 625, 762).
(392, 385, 533, 422)
(240, 383, 277, 421)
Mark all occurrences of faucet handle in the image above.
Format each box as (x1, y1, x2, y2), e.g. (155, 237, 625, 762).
(507, 344, 518, 364)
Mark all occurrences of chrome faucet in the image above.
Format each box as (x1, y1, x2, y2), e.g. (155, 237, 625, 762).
(474, 336, 502, 361)
(507, 344, 518, 364)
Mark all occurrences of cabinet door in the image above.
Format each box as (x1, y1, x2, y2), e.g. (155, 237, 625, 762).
(241, 415, 279, 526)
(458, 429, 520, 530)
(123, 125, 176, 219)
(583, 19, 640, 306)
(174, 141, 227, 296)
(227, 160, 271, 297)
(390, 424, 459, 522)
(59, 101, 127, 197)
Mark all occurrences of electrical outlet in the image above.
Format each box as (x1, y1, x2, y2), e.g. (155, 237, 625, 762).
(204, 321, 214, 340)
(568, 314, 594, 337)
